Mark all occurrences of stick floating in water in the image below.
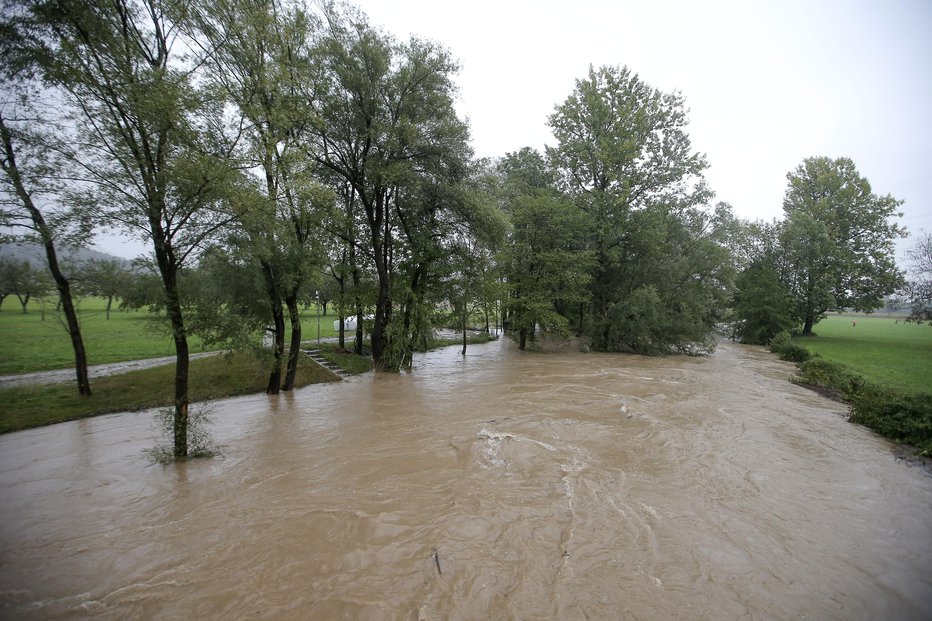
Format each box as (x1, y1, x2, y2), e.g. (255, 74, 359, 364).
(432, 549, 442, 576)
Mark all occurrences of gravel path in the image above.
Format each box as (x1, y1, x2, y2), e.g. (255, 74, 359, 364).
(0, 352, 220, 389)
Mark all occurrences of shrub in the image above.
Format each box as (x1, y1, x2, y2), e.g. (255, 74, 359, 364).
(796, 358, 865, 398)
(849, 390, 932, 456)
(769, 330, 811, 362)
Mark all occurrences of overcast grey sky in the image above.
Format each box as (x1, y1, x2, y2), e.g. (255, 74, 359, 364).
(96, 0, 932, 259)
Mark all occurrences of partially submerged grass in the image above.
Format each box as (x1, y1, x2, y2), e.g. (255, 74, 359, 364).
(0, 351, 338, 434)
(316, 343, 373, 375)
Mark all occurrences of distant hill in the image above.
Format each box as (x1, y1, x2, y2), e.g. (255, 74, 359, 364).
(0, 242, 130, 267)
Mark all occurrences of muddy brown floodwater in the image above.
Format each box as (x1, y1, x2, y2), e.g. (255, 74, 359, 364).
(1, 339, 931, 620)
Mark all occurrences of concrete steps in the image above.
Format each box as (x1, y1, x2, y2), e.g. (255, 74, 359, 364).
(303, 349, 349, 378)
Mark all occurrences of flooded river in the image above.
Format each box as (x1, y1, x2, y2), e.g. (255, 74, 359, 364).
(1, 338, 930, 620)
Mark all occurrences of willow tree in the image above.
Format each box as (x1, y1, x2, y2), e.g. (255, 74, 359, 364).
(306, 7, 472, 371)
(781, 157, 905, 335)
(548, 65, 725, 354)
(0, 102, 92, 394)
(6, 0, 234, 457)
(181, 0, 330, 392)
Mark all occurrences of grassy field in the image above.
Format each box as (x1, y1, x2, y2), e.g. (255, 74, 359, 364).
(793, 314, 932, 395)
(0, 297, 343, 375)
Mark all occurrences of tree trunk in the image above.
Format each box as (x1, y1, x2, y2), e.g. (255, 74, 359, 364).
(461, 295, 468, 356)
(519, 327, 528, 351)
(371, 272, 390, 370)
(18, 294, 29, 314)
(349, 238, 364, 355)
(802, 313, 815, 336)
(105, 295, 112, 320)
(159, 261, 189, 458)
(170, 311, 190, 458)
(283, 293, 302, 391)
(260, 259, 284, 394)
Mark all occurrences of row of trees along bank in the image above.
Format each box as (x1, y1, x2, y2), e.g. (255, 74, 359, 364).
(0, 0, 909, 458)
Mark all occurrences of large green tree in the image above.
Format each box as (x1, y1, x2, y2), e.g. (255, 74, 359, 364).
(782, 156, 905, 335)
(7, 0, 235, 457)
(503, 192, 593, 350)
(181, 0, 329, 393)
(548, 65, 725, 354)
(306, 7, 473, 371)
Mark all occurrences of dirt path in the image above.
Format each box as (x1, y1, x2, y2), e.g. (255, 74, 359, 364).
(0, 353, 220, 389)
(0, 337, 346, 389)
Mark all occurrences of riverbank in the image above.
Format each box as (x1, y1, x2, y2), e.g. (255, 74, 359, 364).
(770, 331, 932, 456)
(0, 334, 498, 434)
(0, 351, 342, 434)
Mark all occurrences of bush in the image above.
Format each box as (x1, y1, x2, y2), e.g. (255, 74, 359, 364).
(849, 390, 932, 456)
(769, 330, 812, 362)
(796, 358, 865, 398)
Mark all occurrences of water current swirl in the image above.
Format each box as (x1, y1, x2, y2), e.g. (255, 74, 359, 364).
(1, 338, 930, 619)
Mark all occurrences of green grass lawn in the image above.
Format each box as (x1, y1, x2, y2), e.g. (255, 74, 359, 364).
(0, 297, 344, 375)
(793, 315, 932, 394)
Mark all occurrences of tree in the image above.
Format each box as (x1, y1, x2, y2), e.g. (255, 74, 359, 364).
(7, 0, 236, 457)
(732, 260, 794, 344)
(0, 98, 93, 393)
(307, 7, 474, 371)
(782, 156, 905, 335)
(1, 256, 50, 313)
(75, 258, 129, 319)
(0, 256, 18, 309)
(503, 192, 593, 349)
(181, 0, 329, 393)
(901, 231, 932, 323)
(547, 66, 724, 354)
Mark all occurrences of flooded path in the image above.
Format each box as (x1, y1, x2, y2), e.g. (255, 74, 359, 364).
(1, 339, 930, 619)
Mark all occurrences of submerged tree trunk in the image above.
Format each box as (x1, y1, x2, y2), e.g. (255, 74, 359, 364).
(283, 293, 302, 391)
(461, 294, 468, 356)
(155, 248, 189, 458)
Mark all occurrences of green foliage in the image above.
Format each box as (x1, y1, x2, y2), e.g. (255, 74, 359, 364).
(781, 156, 906, 334)
(501, 189, 593, 348)
(733, 261, 795, 344)
(849, 391, 932, 456)
(795, 357, 865, 396)
(546, 65, 727, 355)
(145, 403, 219, 463)
(768, 330, 812, 362)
